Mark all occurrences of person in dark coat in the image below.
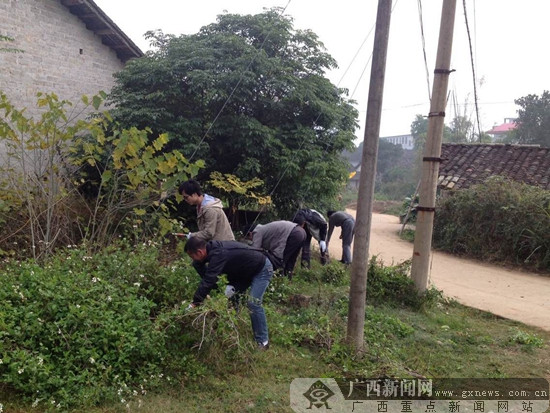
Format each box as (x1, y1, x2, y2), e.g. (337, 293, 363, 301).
(184, 237, 273, 349)
(292, 208, 328, 268)
(327, 210, 356, 264)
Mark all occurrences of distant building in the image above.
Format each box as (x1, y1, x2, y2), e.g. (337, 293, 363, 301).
(486, 118, 517, 141)
(380, 134, 414, 150)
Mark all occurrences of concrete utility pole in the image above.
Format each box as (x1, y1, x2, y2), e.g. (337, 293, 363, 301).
(411, 0, 457, 293)
(347, 0, 392, 352)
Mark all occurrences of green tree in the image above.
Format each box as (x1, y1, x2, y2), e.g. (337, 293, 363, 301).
(108, 9, 358, 216)
(448, 115, 473, 143)
(509, 91, 550, 147)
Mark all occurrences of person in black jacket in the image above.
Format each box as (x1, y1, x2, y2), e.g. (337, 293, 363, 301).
(293, 209, 328, 268)
(184, 237, 273, 349)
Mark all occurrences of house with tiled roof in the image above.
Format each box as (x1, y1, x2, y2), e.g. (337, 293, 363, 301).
(486, 118, 517, 142)
(438, 143, 550, 191)
(0, 0, 143, 120)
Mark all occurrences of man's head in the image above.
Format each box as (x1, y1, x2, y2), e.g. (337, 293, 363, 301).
(292, 213, 306, 227)
(178, 179, 203, 206)
(184, 236, 208, 262)
(327, 210, 336, 218)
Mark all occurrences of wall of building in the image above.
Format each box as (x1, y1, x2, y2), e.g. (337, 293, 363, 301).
(380, 134, 415, 150)
(0, 0, 124, 119)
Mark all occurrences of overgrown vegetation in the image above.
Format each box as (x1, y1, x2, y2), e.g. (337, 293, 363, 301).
(109, 9, 358, 216)
(433, 177, 550, 271)
(0, 92, 202, 259)
(2, 247, 549, 412)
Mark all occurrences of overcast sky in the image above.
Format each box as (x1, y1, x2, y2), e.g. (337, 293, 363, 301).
(94, 0, 550, 142)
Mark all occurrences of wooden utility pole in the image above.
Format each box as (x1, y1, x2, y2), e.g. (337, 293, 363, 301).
(411, 0, 457, 293)
(347, 0, 392, 352)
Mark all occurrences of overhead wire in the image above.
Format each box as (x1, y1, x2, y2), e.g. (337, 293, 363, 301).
(417, 0, 432, 102)
(462, 0, 483, 141)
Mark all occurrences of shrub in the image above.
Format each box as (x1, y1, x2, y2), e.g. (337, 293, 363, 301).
(0, 92, 201, 260)
(433, 177, 550, 271)
(366, 257, 440, 309)
(0, 242, 200, 410)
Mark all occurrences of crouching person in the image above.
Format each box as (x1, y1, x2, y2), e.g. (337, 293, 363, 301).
(184, 237, 273, 349)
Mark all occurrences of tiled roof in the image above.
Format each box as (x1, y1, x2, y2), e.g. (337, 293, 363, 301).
(61, 0, 143, 63)
(438, 143, 550, 190)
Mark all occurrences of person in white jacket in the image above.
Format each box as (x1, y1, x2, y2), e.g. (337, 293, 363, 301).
(178, 179, 235, 242)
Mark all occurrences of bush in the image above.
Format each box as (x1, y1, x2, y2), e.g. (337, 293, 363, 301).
(433, 177, 550, 271)
(366, 257, 441, 309)
(0, 242, 200, 410)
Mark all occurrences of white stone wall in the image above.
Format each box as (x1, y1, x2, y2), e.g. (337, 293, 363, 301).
(0, 0, 125, 119)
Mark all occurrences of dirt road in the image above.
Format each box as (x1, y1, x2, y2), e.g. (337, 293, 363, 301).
(327, 211, 550, 331)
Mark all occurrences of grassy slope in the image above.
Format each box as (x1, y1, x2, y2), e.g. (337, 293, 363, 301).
(3, 266, 549, 413)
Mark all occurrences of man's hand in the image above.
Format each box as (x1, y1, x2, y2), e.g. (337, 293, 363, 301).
(319, 240, 327, 253)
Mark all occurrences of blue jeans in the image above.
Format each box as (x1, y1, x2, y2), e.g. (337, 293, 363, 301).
(247, 258, 273, 344)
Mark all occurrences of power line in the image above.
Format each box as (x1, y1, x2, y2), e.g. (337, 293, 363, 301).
(462, 0, 483, 141)
(417, 0, 432, 101)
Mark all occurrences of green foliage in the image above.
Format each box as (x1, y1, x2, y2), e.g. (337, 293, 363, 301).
(508, 328, 544, 349)
(366, 257, 441, 309)
(298, 260, 349, 285)
(0, 92, 201, 257)
(433, 177, 550, 271)
(0, 35, 23, 53)
(109, 9, 358, 216)
(509, 90, 550, 147)
(0, 243, 200, 409)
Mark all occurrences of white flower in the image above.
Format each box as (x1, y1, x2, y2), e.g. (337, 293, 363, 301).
(107, 296, 112, 302)
(120, 398, 126, 404)
(89, 357, 95, 364)
(76, 304, 81, 308)
(92, 277, 98, 283)
(18, 368, 24, 374)
(133, 282, 141, 287)
(38, 357, 43, 366)
(32, 399, 40, 407)
(139, 274, 144, 278)
(0, 359, 3, 364)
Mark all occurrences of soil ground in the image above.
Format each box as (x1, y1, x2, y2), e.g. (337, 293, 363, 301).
(327, 210, 550, 331)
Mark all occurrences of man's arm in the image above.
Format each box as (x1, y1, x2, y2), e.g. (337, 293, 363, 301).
(327, 218, 335, 244)
(192, 208, 217, 241)
(251, 228, 264, 249)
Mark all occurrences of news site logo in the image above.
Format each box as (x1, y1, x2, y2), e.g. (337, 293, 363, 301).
(303, 380, 335, 409)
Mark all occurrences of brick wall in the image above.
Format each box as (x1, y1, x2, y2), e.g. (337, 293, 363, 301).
(0, 0, 125, 119)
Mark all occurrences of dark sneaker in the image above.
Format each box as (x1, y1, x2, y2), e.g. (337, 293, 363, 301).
(257, 342, 270, 350)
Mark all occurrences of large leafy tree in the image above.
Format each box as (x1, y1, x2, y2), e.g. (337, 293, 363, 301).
(509, 91, 550, 147)
(109, 9, 358, 216)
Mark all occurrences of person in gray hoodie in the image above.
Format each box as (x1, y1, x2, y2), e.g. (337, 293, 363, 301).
(178, 179, 235, 242)
(247, 219, 306, 279)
